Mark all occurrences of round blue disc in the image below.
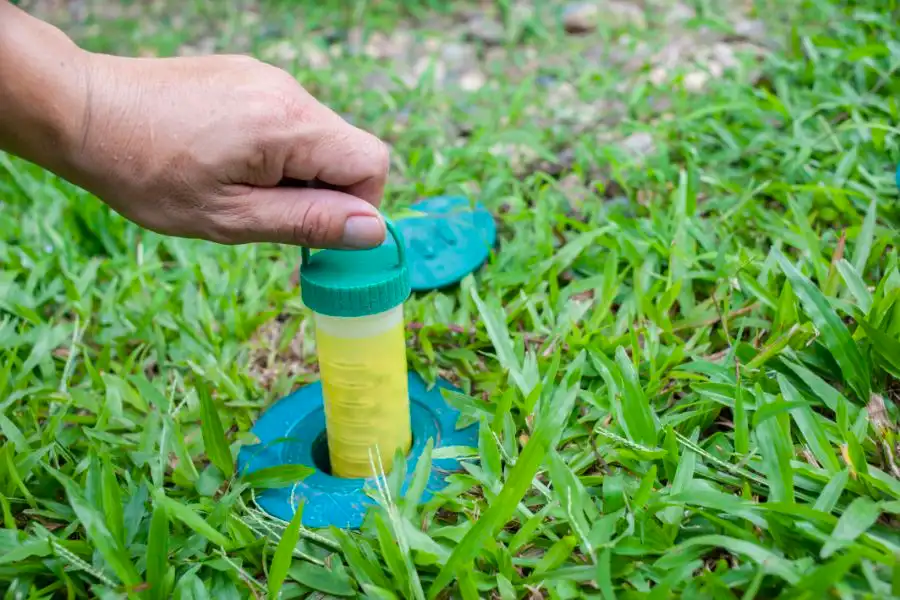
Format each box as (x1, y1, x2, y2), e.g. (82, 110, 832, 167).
(236, 373, 479, 529)
(390, 196, 496, 292)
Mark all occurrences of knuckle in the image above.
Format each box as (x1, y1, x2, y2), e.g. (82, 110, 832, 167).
(291, 200, 334, 247)
(227, 54, 263, 70)
(242, 94, 286, 129)
(371, 139, 391, 176)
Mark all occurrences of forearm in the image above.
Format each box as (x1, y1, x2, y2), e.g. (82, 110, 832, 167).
(0, 1, 89, 175)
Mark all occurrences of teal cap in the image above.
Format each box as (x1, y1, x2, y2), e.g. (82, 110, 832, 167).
(299, 219, 411, 318)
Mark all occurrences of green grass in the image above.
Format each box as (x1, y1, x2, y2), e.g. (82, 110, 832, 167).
(3, 0, 900, 598)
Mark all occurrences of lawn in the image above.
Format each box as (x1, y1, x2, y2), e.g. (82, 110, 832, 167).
(2, 0, 900, 598)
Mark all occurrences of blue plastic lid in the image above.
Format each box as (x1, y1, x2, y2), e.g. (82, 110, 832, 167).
(391, 196, 496, 291)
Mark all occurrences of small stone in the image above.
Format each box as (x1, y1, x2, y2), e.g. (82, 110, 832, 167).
(490, 143, 540, 176)
(363, 32, 390, 59)
(649, 67, 668, 85)
(465, 16, 505, 45)
(459, 70, 487, 91)
(684, 71, 709, 92)
(711, 42, 739, 69)
(303, 42, 330, 70)
(363, 71, 397, 92)
(347, 27, 364, 54)
(563, 2, 600, 34)
(484, 47, 507, 67)
(260, 40, 299, 65)
(734, 19, 767, 43)
(665, 2, 696, 25)
(651, 96, 673, 113)
(620, 132, 656, 160)
(512, 3, 536, 26)
(409, 55, 448, 87)
(608, 1, 647, 29)
(558, 174, 589, 210)
(177, 36, 216, 56)
(441, 42, 479, 70)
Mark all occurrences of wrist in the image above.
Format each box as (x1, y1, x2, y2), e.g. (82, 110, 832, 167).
(0, 3, 93, 177)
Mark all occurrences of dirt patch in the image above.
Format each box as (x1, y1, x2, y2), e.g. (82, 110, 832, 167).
(246, 316, 316, 391)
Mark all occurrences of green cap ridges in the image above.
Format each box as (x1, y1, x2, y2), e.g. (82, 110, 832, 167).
(299, 219, 411, 318)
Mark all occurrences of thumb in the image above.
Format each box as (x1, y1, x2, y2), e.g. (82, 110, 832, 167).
(217, 186, 386, 248)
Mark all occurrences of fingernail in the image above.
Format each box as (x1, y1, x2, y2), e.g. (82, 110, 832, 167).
(342, 216, 385, 249)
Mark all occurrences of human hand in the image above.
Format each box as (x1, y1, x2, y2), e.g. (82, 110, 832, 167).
(63, 53, 390, 249)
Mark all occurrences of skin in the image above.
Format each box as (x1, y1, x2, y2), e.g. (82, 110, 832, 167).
(0, 1, 390, 249)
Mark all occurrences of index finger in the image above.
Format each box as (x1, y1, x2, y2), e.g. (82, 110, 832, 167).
(283, 120, 390, 208)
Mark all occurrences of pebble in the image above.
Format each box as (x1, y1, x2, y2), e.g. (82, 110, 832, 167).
(465, 16, 505, 45)
(459, 70, 487, 91)
(649, 67, 668, 86)
(620, 132, 656, 160)
(177, 36, 216, 56)
(491, 143, 540, 176)
(260, 39, 300, 64)
(363, 72, 396, 92)
(734, 19, 767, 43)
(664, 2, 696, 25)
(563, 1, 645, 33)
(563, 2, 600, 34)
(441, 42, 479, 70)
(363, 31, 402, 60)
(608, 1, 647, 29)
(512, 3, 536, 26)
(558, 174, 589, 210)
(683, 71, 710, 92)
(711, 42, 739, 69)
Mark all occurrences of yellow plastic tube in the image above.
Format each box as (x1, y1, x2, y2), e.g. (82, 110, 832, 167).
(313, 305, 411, 478)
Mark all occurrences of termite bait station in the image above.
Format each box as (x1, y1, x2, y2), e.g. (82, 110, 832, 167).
(237, 196, 496, 529)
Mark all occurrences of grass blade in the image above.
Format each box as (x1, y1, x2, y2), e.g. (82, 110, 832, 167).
(146, 500, 169, 600)
(52, 470, 141, 588)
(268, 504, 304, 599)
(241, 465, 313, 489)
(858, 319, 900, 378)
(402, 439, 433, 519)
(814, 470, 849, 514)
(101, 459, 125, 546)
(775, 250, 871, 400)
(289, 561, 356, 597)
(734, 382, 749, 457)
(591, 349, 656, 446)
(662, 428, 697, 525)
(427, 364, 581, 598)
(820, 497, 881, 558)
(471, 287, 529, 395)
(657, 534, 800, 584)
(783, 549, 863, 600)
(151, 489, 230, 549)
(197, 383, 234, 479)
(778, 375, 841, 473)
(836, 259, 873, 314)
(754, 387, 795, 503)
(851, 198, 877, 274)
(614, 346, 658, 446)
